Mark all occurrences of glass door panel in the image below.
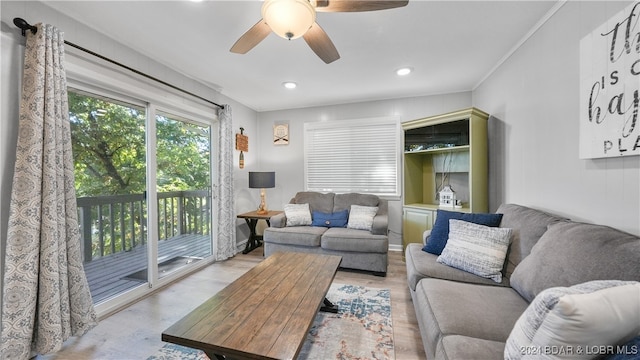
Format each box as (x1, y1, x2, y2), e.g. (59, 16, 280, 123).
(69, 89, 148, 304)
(155, 112, 212, 279)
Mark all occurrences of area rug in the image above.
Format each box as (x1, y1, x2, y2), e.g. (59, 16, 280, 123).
(148, 283, 394, 360)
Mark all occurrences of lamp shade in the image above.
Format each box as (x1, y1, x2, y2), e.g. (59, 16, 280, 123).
(261, 0, 315, 40)
(249, 172, 276, 189)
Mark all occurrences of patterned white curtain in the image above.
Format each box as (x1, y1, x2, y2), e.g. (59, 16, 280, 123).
(1, 24, 97, 359)
(215, 104, 237, 260)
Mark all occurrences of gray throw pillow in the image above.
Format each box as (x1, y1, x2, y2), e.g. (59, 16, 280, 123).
(347, 205, 378, 231)
(436, 219, 512, 283)
(284, 203, 312, 226)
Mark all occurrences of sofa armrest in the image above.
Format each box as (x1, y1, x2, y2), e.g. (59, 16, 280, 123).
(423, 229, 432, 245)
(269, 213, 287, 228)
(371, 214, 388, 235)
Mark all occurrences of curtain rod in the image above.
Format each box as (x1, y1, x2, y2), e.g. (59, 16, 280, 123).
(13, 17, 225, 110)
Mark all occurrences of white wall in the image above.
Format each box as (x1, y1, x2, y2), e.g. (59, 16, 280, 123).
(256, 92, 473, 246)
(474, 0, 640, 236)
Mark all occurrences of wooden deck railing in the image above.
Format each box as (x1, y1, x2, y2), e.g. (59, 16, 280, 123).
(77, 190, 211, 263)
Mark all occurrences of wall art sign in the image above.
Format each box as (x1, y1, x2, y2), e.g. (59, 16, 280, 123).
(236, 127, 248, 169)
(273, 123, 289, 145)
(580, 1, 640, 159)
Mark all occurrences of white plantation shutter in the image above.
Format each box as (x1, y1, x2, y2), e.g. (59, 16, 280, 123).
(304, 117, 400, 196)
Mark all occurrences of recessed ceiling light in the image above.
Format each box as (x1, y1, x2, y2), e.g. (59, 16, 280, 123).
(396, 67, 412, 76)
(283, 82, 297, 89)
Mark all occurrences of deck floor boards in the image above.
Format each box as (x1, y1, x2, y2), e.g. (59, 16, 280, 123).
(83, 233, 212, 303)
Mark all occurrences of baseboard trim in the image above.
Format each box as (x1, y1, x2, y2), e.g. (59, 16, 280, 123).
(388, 244, 403, 252)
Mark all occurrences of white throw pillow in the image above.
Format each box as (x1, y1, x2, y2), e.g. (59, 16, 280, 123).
(347, 205, 378, 231)
(436, 219, 512, 283)
(284, 203, 312, 226)
(504, 280, 640, 360)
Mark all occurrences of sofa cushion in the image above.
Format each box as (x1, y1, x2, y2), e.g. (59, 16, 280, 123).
(347, 205, 378, 231)
(415, 278, 528, 355)
(311, 210, 349, 228)
(423, 209, 503, 255)
(438, 335, 506, 360)
(284, 203, 312, 226)
(504, 280, 640, 360)
(293, 191, 335, 213)
(321, 228, 388, 253)
(496, 204, 566, 279)
(437, 219, 513, 283)
(510, 221, 640, 302)
(405, 243, 509, 291)
(333, 192, 380, 213)
(262, 226, 326, 247)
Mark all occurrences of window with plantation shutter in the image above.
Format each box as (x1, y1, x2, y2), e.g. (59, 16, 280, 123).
(304, 117, 400, 197)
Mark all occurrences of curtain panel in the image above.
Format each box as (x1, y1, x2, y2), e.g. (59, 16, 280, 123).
(215, 105, 237, 260)
(1, 23, 97, 359)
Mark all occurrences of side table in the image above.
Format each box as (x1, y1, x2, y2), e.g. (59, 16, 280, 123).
(237, 210, 283, 254)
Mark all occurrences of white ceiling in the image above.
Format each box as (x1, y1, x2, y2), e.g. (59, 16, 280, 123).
(42, 0, 558, 112)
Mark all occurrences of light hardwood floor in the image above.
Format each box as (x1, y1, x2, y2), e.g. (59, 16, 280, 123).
(39, 250, 426, 360)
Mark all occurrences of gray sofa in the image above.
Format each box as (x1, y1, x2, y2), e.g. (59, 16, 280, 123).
(405, 203, 640, 359)
(263, 191, 389, 275)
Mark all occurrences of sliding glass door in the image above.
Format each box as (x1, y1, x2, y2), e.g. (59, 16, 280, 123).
(69, 89, 149, 303)
(69, 90, 215, 305)
(155, 112, 212, 279)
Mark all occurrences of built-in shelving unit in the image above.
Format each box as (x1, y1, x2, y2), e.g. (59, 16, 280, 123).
(401, 107, 489, 255)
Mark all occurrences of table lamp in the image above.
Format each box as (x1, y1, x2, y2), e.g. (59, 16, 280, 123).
(249, 171, 276, 215)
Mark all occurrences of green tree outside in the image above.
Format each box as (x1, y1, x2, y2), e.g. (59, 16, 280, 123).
(68, 90, 211, 258)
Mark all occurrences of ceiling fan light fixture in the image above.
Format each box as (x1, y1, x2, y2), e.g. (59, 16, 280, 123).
(262, 0, 316, 40)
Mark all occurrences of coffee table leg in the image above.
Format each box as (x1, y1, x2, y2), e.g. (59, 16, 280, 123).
(204, 351, 226, 360)
(321, 297, 339, 313)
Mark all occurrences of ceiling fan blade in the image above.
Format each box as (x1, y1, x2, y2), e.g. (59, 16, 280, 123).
(315, 0, 408, 12)
(230, 19, 271, 54)
(303, 22, 340, 64)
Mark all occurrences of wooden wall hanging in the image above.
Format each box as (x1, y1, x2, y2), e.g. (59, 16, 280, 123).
(236, 127, 248, 168)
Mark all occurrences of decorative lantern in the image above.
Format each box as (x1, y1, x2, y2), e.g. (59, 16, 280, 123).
(439, 185, 456, 208)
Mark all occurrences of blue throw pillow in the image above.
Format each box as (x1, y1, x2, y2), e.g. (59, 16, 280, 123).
(422, 209, 503, 255)
(312, 210, 349, 228)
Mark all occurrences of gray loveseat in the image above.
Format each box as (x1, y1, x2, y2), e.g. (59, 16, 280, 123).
(405, 203, 640, 359)
(263, 191, 389, 275)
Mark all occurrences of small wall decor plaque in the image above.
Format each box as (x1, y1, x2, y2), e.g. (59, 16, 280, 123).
(273, 123, 289, 145)
(236, 127, 248, 152)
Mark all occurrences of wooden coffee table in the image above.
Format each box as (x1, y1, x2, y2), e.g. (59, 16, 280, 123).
(162, 252, 342, 360)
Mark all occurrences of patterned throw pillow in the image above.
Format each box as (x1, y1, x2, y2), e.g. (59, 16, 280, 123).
(423, 209, 504, 255)
(347, 205, 378, 231)
(504, 280, 640, 360)
(284, 203, 312, 226)
(436, 219, 512, 282)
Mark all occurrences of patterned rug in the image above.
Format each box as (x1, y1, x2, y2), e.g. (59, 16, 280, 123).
(148, 284, 394, 360)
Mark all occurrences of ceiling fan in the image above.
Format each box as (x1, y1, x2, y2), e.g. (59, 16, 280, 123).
(230, 0, 409, 64)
